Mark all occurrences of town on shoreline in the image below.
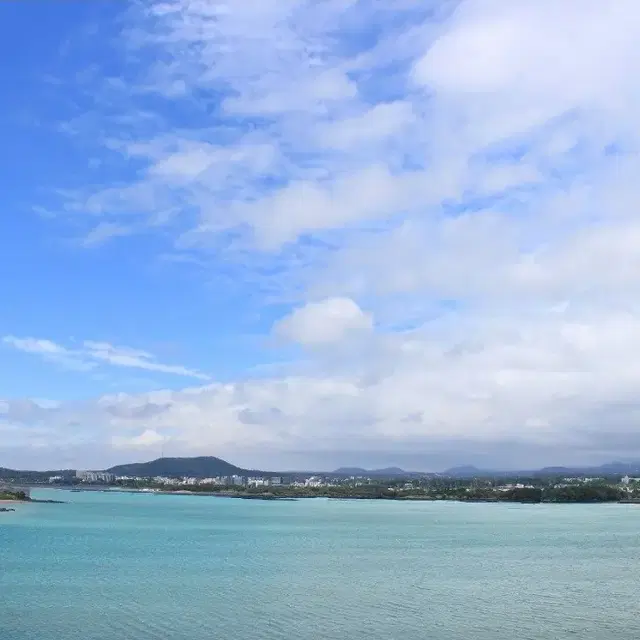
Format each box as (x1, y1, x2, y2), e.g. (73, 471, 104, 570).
(4, 471, 640, 504)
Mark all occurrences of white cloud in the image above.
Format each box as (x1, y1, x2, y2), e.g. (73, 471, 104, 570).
(2, 336, 95, 372)
(413, 0, 640, 107)
(316, 101, 416, 152)
(241, 165, 436, 249)
(3, 336, 210, 381)
(111, 429, 165, 450)
(7, 303, 640, 468)
(16, 0, 640, 467)
(82, 222, 132, 247)
(4, 337, 65, 356)
(274, 297, 373, 345)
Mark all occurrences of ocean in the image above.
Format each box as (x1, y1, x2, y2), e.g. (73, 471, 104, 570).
(1, 489, 640, 639)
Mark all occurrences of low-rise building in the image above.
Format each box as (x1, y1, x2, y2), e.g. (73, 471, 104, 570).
(76, 470, 115, 483)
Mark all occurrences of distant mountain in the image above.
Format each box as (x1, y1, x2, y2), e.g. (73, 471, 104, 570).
(333, 467, 368, 475)
(442, 465, 486, 478)
(0, 468, 74, 482)
(539, 461, 640, 476)
(443, 461, 640, 478)
(106, 456, 253, 478)
(5, 456, 640, 483)
(373, 467, 412, 476)
(593, 461, 640, 475)
(332, 466, 417, 477)
(536, 467, 573, 475)
(442, 465, 586, 479)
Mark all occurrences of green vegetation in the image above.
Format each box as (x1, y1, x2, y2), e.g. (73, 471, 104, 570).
(107, 456, 255, 479)
(545, 484, 623, 503)
(152, 480, 627, 503)
(0, 490, 29, 501)
(0, 468, 74, 482)
(1, 458, 636, 505)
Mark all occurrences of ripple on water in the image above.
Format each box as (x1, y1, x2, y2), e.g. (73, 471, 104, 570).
(2, 493, 640, 640)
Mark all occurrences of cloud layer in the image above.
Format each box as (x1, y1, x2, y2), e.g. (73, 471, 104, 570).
(5, 0, 640, 469)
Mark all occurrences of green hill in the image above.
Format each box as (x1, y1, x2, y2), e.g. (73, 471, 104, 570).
(0, 468, 74, 482)
(106, 456, 260, 478)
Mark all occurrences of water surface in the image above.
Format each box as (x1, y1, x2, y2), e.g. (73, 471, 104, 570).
(2, 489, 639, 639)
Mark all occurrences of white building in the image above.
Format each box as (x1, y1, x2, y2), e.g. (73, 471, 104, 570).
(76, 470, 115, 483)
(247, 477, 269, 487)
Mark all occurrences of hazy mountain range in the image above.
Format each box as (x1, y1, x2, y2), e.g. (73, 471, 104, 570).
(3, 456, 640, 482)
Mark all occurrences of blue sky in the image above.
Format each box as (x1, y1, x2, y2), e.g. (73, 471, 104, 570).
(2, 0, 640, 471)
(1, 1, 288, 400)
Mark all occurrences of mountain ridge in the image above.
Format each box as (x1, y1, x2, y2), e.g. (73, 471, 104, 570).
(0, 467, 75, 482)
(106, 456, 264, 478)
(3, 457, 640, 480)
(332, 466, 418, 477)
(442, 460, 640, 478)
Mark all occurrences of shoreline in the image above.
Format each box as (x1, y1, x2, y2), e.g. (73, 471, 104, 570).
(64, 488, 637, 505)
(4, 488, 638, 506)
(18, 485, 640, 505)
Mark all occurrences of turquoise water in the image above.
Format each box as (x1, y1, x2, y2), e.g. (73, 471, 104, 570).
(2, 490, 640, 639)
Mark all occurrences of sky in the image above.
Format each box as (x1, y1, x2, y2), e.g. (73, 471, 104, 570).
(2, 0, 640, 472)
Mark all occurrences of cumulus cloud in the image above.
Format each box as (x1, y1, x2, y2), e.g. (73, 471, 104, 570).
(274, 298, 373, 345)
(111, 429, 165, 450)
(6, 303, 640, 469)
(10, 0, 640, 468)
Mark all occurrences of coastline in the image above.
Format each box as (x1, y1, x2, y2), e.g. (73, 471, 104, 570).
(58, 487, 636, 505)
(14, 482, 640, 505)
(0, 497, 64, 505)
(5, 487, 638, 506)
